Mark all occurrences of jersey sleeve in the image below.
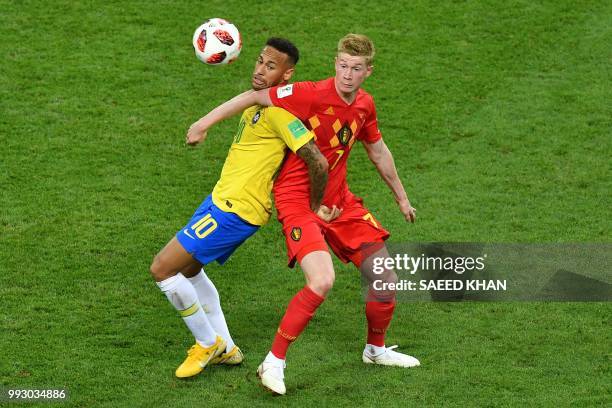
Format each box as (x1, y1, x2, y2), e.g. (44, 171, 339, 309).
(268, 81, 316, 121)
(360, 97, 382, 143)
(267, 107, 314, 153)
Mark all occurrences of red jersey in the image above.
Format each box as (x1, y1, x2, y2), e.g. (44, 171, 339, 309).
(269, 78, 382, 207)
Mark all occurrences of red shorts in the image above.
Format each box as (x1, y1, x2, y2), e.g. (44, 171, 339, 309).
(277, 196, 390, 268)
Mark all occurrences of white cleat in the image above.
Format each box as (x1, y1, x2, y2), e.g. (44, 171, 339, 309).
(362, 345, 421, 368)
(257, 360, 286, 395)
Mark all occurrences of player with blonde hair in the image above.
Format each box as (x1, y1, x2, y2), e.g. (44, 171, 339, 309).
(188, 33, 420, 395)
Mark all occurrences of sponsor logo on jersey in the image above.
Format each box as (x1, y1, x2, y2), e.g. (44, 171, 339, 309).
(226, 200, 233, 208)
(288, 119, 308, 139)
(290, 227, 302, 241)
(337, 122, 353, 146)
(251, 110, 261, 125)
(277, 84, 294, 98)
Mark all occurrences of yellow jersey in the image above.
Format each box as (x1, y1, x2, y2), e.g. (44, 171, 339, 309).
(211, 105, 314, 226)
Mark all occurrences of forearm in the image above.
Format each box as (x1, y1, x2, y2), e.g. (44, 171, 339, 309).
(191, 90, 261, 131)
(308, 161, 328, 211)
(373, 149, 409, 204)
(297, 140, 329, 211)
(365, 140, 415, 222)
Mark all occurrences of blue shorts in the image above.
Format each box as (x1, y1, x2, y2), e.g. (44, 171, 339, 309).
(176, 195, 259, 265)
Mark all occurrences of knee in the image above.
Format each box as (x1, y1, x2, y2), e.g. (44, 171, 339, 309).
(309, 272, 335, 297)
(384, 270, 398, 286)
(367, 270, 397, 302)
(150, 254, 172, 282)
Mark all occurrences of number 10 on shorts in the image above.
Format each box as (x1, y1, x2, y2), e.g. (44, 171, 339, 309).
(191, 214, 218, 239)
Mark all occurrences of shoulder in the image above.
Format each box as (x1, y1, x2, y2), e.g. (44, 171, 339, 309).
(357, 88, 374, 104)
(262, 106, 300, 124)
(286, 80, 317, 92)
(355, 89, 376, 114)
(241, 105, 263, 121)
(295, 78, 334, 94)
(264, 106, 296, 117)
(317, 77, 335, 88)
(244, 105, 261, 115)
(270, 81, 315, 102)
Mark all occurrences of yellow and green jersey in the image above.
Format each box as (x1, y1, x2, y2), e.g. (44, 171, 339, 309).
(211, 105, 313, 226)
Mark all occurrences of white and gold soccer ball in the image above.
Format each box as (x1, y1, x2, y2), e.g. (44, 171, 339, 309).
(192, 18, 242, 65)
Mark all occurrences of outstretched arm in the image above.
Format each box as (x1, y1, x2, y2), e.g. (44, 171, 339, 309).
(362, 139, 416, 223)
(296, 140, 329, 213)
(186, 89, 272, 146)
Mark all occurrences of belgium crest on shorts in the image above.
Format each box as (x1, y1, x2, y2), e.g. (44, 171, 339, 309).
(290, 227, 302, 241)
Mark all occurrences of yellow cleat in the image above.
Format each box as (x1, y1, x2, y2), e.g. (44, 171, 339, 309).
(175, 336, 227, 378)
(210, 345, 244, 365)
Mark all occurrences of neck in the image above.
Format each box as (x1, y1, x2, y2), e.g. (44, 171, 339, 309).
(334, 81, 357, 104)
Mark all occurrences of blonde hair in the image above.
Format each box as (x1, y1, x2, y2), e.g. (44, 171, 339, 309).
(337, 34, 375, 65)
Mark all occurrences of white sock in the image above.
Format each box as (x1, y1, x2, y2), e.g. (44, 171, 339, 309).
(157, 273, 217, 347)
(264, 351, 285, 366)
(366, 344, 386, 356)
(188, 269, 235, 350)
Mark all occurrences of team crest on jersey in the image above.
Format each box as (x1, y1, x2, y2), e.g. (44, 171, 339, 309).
(252, 110, 261, 125)
(337, 123, 353, 146)
(290, 227, 302, 241)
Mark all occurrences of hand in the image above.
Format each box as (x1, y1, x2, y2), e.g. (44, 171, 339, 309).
(398, 199, 416, 223)
(316, 204, 342, 222)
(186, 123, 208, 146)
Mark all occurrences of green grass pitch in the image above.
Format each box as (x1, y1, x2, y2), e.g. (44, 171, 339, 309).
(1, 0, 610, 406)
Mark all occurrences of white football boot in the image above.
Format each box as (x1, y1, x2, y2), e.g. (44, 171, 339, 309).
(257, 352, 286, 395)
(362, 345, 420, 368)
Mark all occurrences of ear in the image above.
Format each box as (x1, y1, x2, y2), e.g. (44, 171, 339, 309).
(365, 64, 373, 78)
(282, 67, 295, 82)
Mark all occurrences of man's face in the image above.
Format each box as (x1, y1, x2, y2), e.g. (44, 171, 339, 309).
(334, 52, 372, 95)
(251, 46, 294, 90)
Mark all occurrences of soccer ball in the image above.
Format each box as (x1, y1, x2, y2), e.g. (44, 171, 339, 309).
(192, 18, 242, 65)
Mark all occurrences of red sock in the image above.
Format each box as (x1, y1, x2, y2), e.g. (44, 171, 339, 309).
(365, 301, 396, 346)
(271, 286, 325, 359)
